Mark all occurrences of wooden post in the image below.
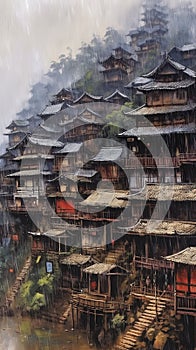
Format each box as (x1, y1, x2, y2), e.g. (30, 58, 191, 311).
(104, 313, 107, 331)
(71, 304, 75, 329)
(145, 239, 148, 261)
(108, 275, 111, 298)
(98, 275, 100, 294)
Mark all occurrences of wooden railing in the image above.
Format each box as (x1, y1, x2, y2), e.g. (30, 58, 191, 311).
(123, 156, 180, 168)
(176, 294, 196, 315)
(72, 293, 127, 312)
(130, 285, 174, 301)
(134, 256, 174, 270)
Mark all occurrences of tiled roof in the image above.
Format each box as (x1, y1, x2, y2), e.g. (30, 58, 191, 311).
(126, 219, 196, 236)
(91, 147, 122, 162)
(164, 247, 196, 265)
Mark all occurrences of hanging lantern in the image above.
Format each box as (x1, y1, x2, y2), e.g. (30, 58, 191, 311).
(12, 235, 19, 241)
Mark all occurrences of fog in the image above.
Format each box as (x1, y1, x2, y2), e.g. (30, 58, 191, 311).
(0, 0, 195, 147)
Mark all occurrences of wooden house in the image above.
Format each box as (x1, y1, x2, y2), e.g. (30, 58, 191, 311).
(119, 56, 196, 186)
(51, 88, 73, 105)
(39, 101, 67, 121)
(99, 52, 137, 84)
(60, 253, 95, 290)
(4, 120, 30, 148)
(104, 89, 130, 105)
(73, 92, 103, 105)
(72, 263, 128, 331)
(90, 146, 128, 189)
(164, 247, 196, 316)
(7, 136, 63, 213)
(123, 220, 196, 300)
(53, 142, 83, 173)
(169, 44, 196, 70)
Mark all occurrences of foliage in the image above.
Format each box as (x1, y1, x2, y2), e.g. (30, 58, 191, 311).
(101, 102, 135, 138)
(30, 292, 46, 311)
(18, 262, 56, 313)
(111, 313, 126, 333)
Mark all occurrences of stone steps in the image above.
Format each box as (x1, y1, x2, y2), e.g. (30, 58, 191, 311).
(114, 298, 166, 349)
(104, 245, 125, 264)
(6, 257, 32, 307)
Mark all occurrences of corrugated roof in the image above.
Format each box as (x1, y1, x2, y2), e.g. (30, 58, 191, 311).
(7, 169, 52, 177)
(40, 102, 65, 115)
(43, 229, 66, 237)
(125, 103, 196, 116)
(130, 183, 196, 201)
(127, 220, 196, 236)
(178, 44, 196, 52)
(79, 190, 128, 208)
(40, 102, 65, 116)
(91, 147, 122, 162)
(83, 263, 117, 274)
(14, 154, 54, 160)
(138, 79, 195, 91)
(119, 122, 195, 137)
(164, 247, 196, 265)
(125, 76, 152, 88)
(29, 137, 63, 148)
(75, 169, 98, 178)
(61, 254, 92, 266)
(55, 143, 82, 154)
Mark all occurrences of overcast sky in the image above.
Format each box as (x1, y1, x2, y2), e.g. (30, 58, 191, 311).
(0, 0, 195, 146)
(0, 0, 142, 142)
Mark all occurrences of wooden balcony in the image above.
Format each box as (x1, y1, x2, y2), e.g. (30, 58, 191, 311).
(130, 285, 174, 302)
(72, 293, 127, 313)
(134, 256, 174, 270)
(176, 294, 196, 316)
(123, 156, 180, 168)
(8, 204, 48, 214)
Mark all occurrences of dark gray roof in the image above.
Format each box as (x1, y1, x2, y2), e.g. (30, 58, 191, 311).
(29, 136, 63, 148)
(91, 147, 122, 162)
(143, 57, 196, 79)
(40, 124, 62, 133)
(125, 76, 152, 88)
(6, 120, 30, 129)
(138, 79, 195, 91)
(125, 103, 196, 116)
(40, 102, 66, 116)
(55, 143, 82, 154)
(73, 92, 103, 104)
(164, 247, 196, 265)
(119, 122, 195, 137)
(75, 169, 98, 178)
(104, 89, 130, 101)
(7, 169, 52, 177)
(177, 44, 196, 52)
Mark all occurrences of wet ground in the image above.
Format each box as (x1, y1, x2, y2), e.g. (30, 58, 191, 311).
(0, 316, 97, 350)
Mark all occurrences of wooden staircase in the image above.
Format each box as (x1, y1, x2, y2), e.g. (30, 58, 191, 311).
(40, 303, 71, 324)
(104, 244, 125, 264)
(6, 256, 32, 307)
(114, 298, 167, 350)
